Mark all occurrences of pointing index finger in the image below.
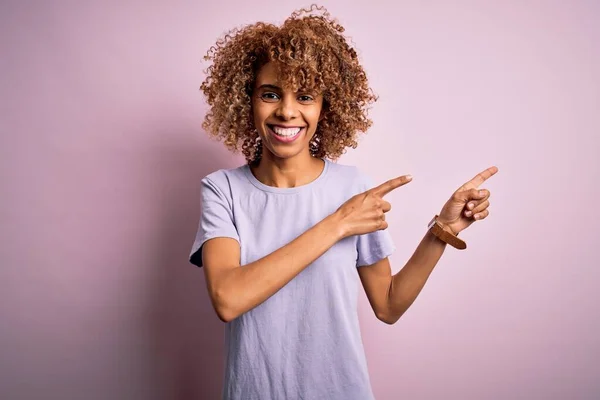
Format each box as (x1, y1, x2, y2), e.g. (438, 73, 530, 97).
(371, 175, 413, 197)
(462, 166, 498, 189)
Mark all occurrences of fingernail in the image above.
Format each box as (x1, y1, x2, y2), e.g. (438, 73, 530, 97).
(479, 190, 485, 196)
(407, 175, 412, 180)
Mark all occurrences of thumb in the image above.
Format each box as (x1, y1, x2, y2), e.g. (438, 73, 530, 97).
(458, 188, 486, 203)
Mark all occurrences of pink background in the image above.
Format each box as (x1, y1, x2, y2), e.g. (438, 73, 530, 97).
(2, 1, 599, 399)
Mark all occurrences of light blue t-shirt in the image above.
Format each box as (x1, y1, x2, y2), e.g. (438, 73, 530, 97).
(189, 158, 395, 400)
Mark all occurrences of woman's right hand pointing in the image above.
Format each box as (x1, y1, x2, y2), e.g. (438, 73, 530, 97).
(335, 175, 413, 238)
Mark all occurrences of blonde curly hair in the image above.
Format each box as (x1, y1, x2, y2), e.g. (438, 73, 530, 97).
(200, 4, 377, 163)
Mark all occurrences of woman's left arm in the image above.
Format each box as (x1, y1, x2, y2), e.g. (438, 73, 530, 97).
(358, 166, 498, 324)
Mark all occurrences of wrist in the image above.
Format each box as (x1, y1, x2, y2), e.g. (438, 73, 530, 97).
(325, 211, 347, 241)
(428, 215, 467, 250)
(436, 217, 458, 236)
(426, 229, 447, 245)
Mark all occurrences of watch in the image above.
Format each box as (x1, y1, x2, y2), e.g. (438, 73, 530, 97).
(427, 215, 467, 250)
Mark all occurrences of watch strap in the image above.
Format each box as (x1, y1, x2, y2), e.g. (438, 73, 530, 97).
(427, 215, 467, 250)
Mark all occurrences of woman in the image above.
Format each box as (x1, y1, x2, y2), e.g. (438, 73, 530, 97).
(190, 5, 497, 399)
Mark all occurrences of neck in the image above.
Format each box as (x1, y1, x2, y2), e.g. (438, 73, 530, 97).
(251, 151, 324, 189)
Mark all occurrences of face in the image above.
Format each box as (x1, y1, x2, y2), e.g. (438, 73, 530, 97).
(251, 62, 324, 161)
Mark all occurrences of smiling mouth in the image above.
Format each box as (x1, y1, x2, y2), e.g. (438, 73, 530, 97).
(267, 125, 306, 143)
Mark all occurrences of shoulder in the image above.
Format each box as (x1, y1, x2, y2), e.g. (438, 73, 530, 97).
(326, 160, 373, 191)
(199, 164, 249, 201)
(201, 163, 247, 188)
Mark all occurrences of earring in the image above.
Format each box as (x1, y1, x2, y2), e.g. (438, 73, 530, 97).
(309, 134, 320, 155)
(253, 134, 263, 161)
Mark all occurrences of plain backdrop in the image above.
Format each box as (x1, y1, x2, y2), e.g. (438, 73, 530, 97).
(1, 1, 599, 399)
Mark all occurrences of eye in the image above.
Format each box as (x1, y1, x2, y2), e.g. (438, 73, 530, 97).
(297, 94, 314, 102)
(260, 92, 280, 102)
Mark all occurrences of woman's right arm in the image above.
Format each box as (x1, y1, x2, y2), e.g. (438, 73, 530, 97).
(203, 212, 344, 322)
(202, 175, 411, 322)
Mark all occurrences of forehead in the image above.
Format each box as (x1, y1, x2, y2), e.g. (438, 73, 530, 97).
(254, 61, 321, 94)
(255, 62, 284, 86)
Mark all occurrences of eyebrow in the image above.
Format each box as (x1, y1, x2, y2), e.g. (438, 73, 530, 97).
(256, 84, 281, 91)
(255, 84, 317, 95)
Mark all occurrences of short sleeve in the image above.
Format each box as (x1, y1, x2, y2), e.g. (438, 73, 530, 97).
(189, 176, 240, 268)
(355, 171, 396, 267)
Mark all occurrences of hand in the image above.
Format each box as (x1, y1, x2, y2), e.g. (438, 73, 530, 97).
(335, 175, 413, 238)
(437, 166, 498, 235)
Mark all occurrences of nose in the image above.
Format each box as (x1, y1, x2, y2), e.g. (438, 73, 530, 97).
(275, 96, 298, 120)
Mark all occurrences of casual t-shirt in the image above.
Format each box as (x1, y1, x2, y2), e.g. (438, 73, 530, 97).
(189, 158, 396, 400)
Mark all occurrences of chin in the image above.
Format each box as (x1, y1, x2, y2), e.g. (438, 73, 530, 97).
(266, 149, 304, 160)
(263, 144, 308, 160)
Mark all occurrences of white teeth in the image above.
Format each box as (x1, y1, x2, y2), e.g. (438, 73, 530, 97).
(272, 126, 302, 136)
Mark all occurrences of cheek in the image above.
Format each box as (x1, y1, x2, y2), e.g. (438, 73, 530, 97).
(253, 103, 272, 122)
(310, 104, 324, 123)
(252, 109, 266, 128)
(308, 110, 323, 128)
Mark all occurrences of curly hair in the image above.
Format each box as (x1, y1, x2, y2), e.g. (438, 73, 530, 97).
(200, 4, 377, 163)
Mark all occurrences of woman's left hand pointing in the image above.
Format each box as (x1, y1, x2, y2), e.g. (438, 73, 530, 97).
(437, 166, 499, 235)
